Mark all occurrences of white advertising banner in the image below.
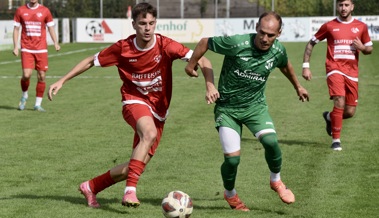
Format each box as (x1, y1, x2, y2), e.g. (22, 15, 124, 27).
(214, 18, 259, 36)
(154, 19, 215, 43)
(1, 16, 378, 50)
(75, 18, 130, 43)
(0, 20, 14, 50)
(61, 18, 70, 43)
(280, 18, 310, 42)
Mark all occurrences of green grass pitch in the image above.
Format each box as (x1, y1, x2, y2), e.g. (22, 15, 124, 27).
(0, 41, 378, 218)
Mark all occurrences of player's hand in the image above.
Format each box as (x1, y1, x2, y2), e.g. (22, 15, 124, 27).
(352, 37, 364, 51)
(296, 86, 309, 102)
(48, 82, 63, 101)
(184, 64, 199, 77)
(13, 48, 19, 57)
(205, 84, 219, 104)
(302, 68, 312, 81)
(55, 43, 61, 52)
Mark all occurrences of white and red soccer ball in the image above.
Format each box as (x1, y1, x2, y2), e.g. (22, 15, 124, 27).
(161, 190, 193, 218)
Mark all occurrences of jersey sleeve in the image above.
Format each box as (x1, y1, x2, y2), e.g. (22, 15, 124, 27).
(208, 35, 247, 56)
(361, 23, 373, 46)
(94, 41, 122, 67)
(275, 43, 289, 68)
(45, 7, 54, 27)
(312, 22, 329, 43)
(162, 38, 191, 61)
(13, 8, 21, 26)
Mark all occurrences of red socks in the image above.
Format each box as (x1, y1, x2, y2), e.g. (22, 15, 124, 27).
(20, 80, 45, 98)
(20, 79, 30, 92)
(36, 82, 46, 97)
(89, 170, 116, 194)
(330, 107, 344, 139)
(86, 159, 146, 194)
(126, 159, 146, 187)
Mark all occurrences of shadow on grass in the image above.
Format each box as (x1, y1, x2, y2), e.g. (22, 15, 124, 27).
(0, 105, 18, 110)
(185, 196, 289, 216)
(7, 194, 130, 214)
(195, 203, 288, 216)
(241, 137, 327, 148)
(279, 139, 326, 148)
(5, 194, 289, 215)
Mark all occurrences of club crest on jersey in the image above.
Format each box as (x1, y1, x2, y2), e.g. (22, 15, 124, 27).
(265, 58, 274, 70)
(37, 13, 43, 18)
(351, 27, 359, 34)
(154, 55, 162, 63)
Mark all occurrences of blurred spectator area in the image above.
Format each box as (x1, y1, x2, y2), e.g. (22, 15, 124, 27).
(0, 0, 266, 19)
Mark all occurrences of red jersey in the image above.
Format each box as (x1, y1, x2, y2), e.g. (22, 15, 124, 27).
(13, 3, 54, 53)
(94, 34, 192, 121)
(312, 17, 372, 79)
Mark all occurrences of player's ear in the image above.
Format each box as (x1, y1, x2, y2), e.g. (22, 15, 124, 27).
(132, 21, 136, 30)
(277, 28, 282, 37)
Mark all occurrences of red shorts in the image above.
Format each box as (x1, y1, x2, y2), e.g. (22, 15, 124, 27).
(21, 52, 48, 71)
(327, 73, 358, 106)
(122, 103, 165, 156)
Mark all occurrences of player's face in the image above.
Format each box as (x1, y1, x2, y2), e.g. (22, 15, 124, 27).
(28, 0, 39, 6)
(254, 16, 281, 51)
(132, 13, 157, 47)
(337, 0, 354, 20)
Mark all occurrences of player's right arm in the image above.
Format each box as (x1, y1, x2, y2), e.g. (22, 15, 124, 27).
(185, 37, 209, 76)
(197, 55, 219, 104)
(12, 26, 20, 56)
(302, 40, 317, 81)
(48, 56, 95, 101)
(185, 37, 219, 104)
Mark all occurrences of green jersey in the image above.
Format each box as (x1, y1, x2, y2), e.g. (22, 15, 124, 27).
(208, 33, 288, 108)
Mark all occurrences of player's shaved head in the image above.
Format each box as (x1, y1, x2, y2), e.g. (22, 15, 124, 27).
(257, 12, 282, 32)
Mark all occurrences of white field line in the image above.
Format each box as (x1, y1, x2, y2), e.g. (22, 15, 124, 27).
(0, 46, 106, 66)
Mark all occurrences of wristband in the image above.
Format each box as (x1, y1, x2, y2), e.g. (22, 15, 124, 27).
(302, 62, 310, 68)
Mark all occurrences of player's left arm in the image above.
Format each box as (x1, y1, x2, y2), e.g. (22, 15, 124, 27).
(47, 25, 61, 52)
(352, 36, 373, 55)
(279, 60, 309, 102)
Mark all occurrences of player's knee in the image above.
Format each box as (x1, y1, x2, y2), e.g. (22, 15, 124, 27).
(141, 128, 157, 144)
(223, 156, 240, 168)
(343, 110, 355, 119)
(259, 133, 279, 151)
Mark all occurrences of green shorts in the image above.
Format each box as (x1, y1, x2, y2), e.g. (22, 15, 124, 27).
(214, 103, 276, 137)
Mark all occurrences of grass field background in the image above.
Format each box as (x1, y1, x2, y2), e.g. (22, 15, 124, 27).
(0, 41, 378, 218)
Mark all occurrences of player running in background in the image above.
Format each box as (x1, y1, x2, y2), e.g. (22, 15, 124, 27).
(302, 0, 373, 151)
(185, 12, 309, 211)
(48, 2, 218, 208)
(13, 0, 60, 112)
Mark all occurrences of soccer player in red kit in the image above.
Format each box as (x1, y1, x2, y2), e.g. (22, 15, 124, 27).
(48, 3, 218, 208)
(13, 0, 60, 112)
(302, 0, 373, 151)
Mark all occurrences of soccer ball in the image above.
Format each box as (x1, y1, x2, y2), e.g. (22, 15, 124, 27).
(161, 190, 193, 218)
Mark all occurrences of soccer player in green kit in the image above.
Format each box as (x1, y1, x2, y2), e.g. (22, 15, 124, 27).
(185, 12, 309, 211)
